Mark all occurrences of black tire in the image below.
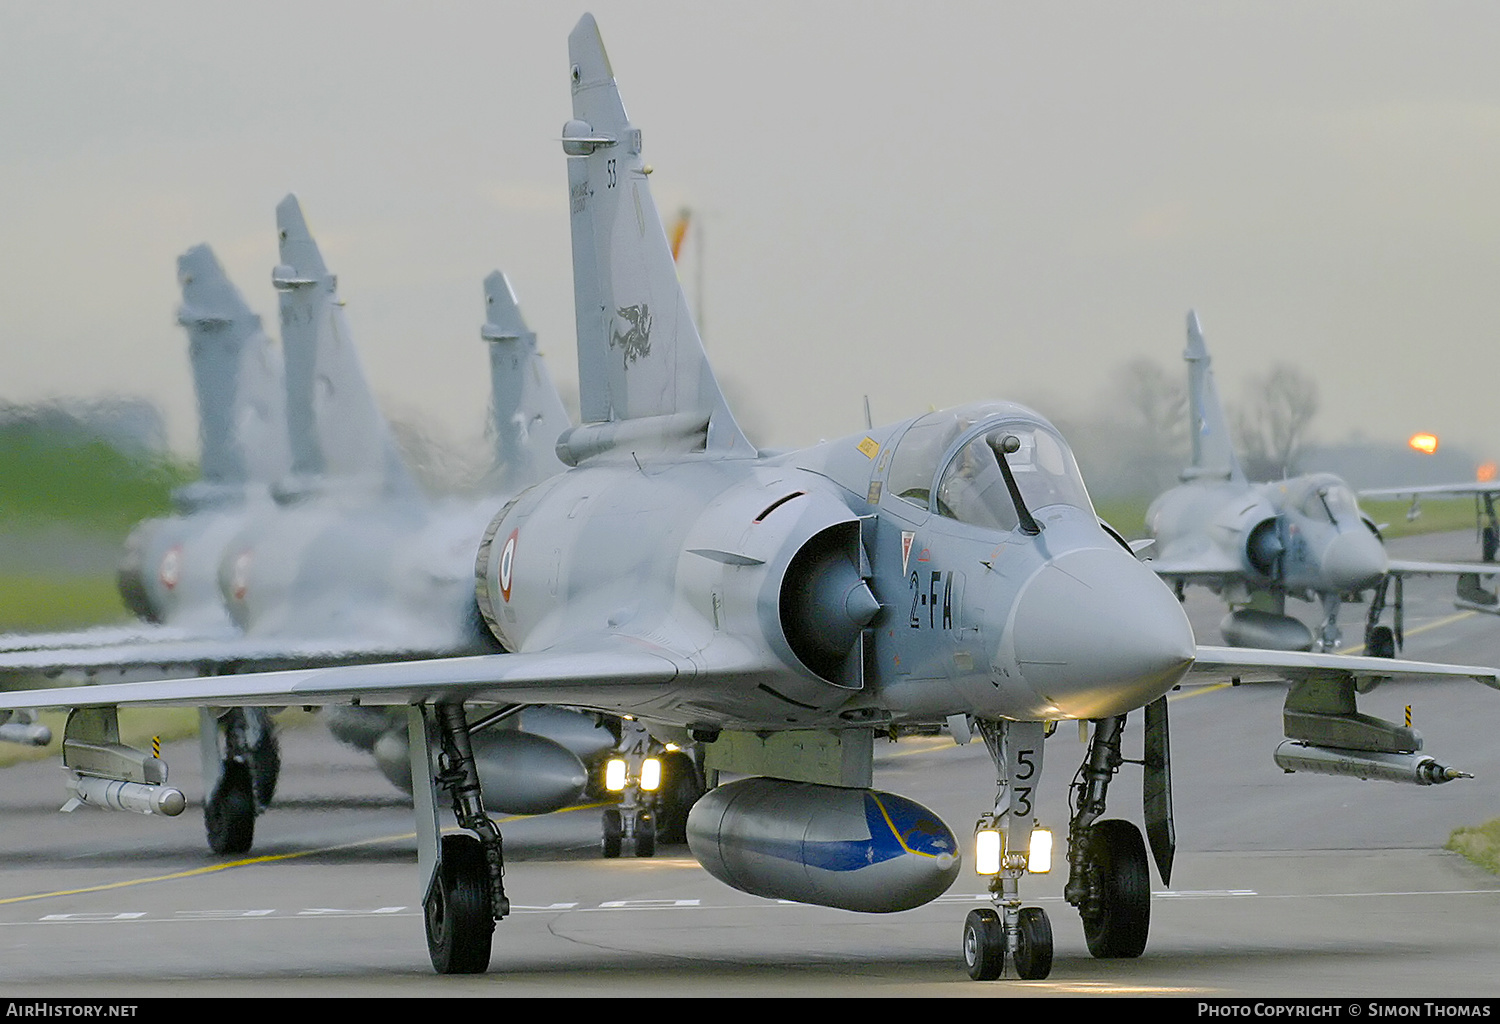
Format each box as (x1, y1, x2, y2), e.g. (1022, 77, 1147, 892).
(1484, 525, 1498, 563)
(1014, 907, 1054, 980)
(249, 715, 281, 807)
(633, 809, 656, 858)
(425, 835, 495, 975)
(962, 908, 1003, 980)
(204, 763, 255, 855)
(602, 808, 623, 858)
(1081, 819, 1151, 959)
(655, 751, 704, 844)
(1366, 625, 1396, 659)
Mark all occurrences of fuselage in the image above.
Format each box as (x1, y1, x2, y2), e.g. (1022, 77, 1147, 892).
(476, 402, 1196, 732)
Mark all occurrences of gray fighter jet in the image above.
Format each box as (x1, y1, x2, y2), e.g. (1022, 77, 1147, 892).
(2, 15, 1497, 983)
(0, 199, 594, 851)
(0, 245, 284, 748)
(1140, 311, 1495, 655)
(2, 243, 288, 658)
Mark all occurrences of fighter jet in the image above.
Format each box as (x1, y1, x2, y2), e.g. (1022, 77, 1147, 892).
(1, 244, 288, 659)
(0, 200, 596, 851)
(2, 15, 1497, 983)
(1139, 311, 1496, 656)
(0, 245, 286, 752)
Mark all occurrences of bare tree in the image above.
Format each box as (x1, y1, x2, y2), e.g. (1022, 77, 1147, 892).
(1108, 357, 1188, 494)
(1053, 357, 1188, 500)
(1118, 358, 1187, 453)
(1233, 364, 1319, 480)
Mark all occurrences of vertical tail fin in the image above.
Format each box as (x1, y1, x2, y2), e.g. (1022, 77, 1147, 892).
(175, 245, 289, 501)
(560, 15, 753, 458)
(1181, 310, 1244, 483)
(271, 194, 418, 498)
(481, 270, 570, 491)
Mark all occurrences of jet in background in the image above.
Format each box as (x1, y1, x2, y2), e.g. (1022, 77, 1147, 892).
(1139, 311, 1494, 656)
(3, 243, 288, 657)
(2, 15, 1496, 983)
(0, 244, 284, 749)
(0, 196, 605, 852)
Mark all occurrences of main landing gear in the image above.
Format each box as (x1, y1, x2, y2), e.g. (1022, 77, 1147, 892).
(410, 702, 509, 975)
(201, 707, 280, 855)
(1482, 496, 1499, 563)
(964, 715, 1157, 981)
(1363, 574, 1403, 658)
(1066, 717, 1151, 960)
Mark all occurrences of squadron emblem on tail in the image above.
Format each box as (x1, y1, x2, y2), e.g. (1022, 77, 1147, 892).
(611, 303, 653, 368)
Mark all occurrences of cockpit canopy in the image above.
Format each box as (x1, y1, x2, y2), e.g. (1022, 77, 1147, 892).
(886, 403, 1093, 530)
(1284, 474, 1362, 525)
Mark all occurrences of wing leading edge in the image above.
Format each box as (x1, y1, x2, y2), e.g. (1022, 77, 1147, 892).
(0, 637, 772, 712)
(1186, 644, 1500, 689)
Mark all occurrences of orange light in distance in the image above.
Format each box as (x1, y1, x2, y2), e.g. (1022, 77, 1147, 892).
(1479, 462, 1497, 483)
(669, 208, 691, 263)
(1408, 433, 1439, 455)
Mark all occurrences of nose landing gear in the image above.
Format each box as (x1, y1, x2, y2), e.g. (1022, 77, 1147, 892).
(963, 712, 1162, 981)
(965, 719, 1055, 981)
(600, 720, 703, 858)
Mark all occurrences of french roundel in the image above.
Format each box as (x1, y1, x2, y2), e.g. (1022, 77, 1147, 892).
(159, 546, 182, 590)
(231, 551, 253, 601)
(500, 530, 518, 603)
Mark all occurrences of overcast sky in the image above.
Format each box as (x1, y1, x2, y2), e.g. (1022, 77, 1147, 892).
(3, 2, 1499, 468)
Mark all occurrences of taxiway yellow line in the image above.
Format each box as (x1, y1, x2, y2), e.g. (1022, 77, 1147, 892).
(0, 802, 610, 906)
(1333, 609, 1476, 654)
(0, 833, 412, 905)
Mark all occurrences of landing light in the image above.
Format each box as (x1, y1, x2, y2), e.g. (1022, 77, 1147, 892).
(975, 827, 1051, 875)
(1409, 433, 1439, 455)
(605, 757, 660, 792)
(1028, 828, 1053, 874)
(640, 757, 662, 792)
(975, 829, 1001, 875)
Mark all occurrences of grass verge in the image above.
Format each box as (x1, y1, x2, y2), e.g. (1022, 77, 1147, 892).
(0, 574, 129, 631)
(1447, 820, 1500, 875)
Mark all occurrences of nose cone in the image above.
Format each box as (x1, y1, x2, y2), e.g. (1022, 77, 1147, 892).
(1009, 548, 1195, 718)
(1321, 530, 1388, 592)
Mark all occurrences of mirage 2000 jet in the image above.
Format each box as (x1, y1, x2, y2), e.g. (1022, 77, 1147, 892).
(0, 197, 616, 854)
(1140, 311, 1496, 657)
(2, 15, 1497, 984)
